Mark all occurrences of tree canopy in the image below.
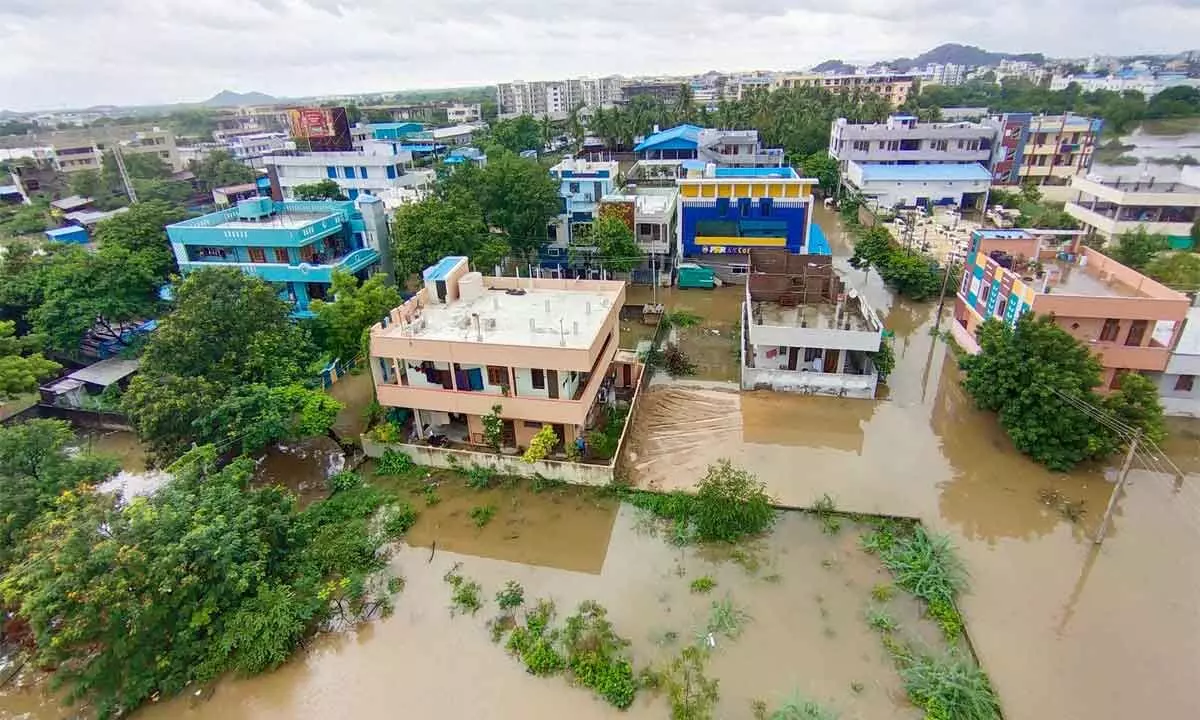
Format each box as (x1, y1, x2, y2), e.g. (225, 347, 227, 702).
(93, 199, 188, 282)
(960, 314, 1165, 470)
(591, 215, 641, 273)
(487, 115, 542, 153)
(1144, 251, 1200, 290)
(190, 149, 258, 189)
(293, 179, 348, 201)
(122, 268, 329, 460)
(310, 270, 402, 362)
(391, 196, 488, 279)
(0, 445, 406, 719)
(0, 321, 59, 399)
(1108, 227, 1170, 271)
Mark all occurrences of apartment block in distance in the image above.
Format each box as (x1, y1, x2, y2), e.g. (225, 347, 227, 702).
(1065, 174, 1200, 248)
(990, 113, 1102, 186)
(496, 77, 623, 119)
(165, 195, 390, 317)
(742, 251, 884, 398)
(770, 73, 917, 107)
(951, 229, 1189, 390)
(369, 256, 628, 450)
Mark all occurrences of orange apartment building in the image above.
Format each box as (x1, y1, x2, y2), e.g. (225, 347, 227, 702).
(952, 230, 1190, 389)
(368, 256, 633, 450)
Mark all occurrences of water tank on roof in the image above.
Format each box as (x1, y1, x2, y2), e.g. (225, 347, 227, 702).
(458, 271, 484, 303)
(236, 196, 274, 221)
(704, 163, 717, 178)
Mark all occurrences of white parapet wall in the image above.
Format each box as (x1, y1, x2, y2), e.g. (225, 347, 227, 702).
(740, 366, 878, 399)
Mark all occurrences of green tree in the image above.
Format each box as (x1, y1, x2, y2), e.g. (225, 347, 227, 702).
(475, 153, 560, 259)
(0, 444, 393, 718)
(30, 246, 162, 355)
(1144, 251, 1200, 289)
(191, 149, 257, 188)
(139, 267, 311, 387)
(0, 419, 119, 570)
(310, 270, 402, 362)
(592, 215, 642, 272)
(293, 179, 348, 201)
(849, 225, 893, 273)
(391, 197, 488, 280)
(801, 152, 840, 196)
(880, 252, 943, 301)
(1109, 227, 1169, 271)
(94, 200, 188, 282)
(523, 424, 559, 463)
(958, 314, 1162, 470)
(0, 321, 59, 399)
(0, 201, 51, 236)
(488, 115, 542, 153)
(481, 404, 504, 453)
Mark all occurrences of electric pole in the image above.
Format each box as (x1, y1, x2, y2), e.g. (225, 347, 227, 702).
(933, 257, 955, 331)
(1095, 431, 1140, 546)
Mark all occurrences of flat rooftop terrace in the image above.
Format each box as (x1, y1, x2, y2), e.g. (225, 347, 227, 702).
(752, 299, 875, 332)
(1047, 259, 1145, 299)
(381, 285, 620, 349)
(206, 212, 335, 230)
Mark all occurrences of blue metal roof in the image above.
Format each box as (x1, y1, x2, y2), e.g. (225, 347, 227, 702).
(368, 122, 423, 132)
(423, 256, 466, 281)
(398, 143, 441, 152)
(858, 163, 992, 182)
(713, 167, 798, 178)
(45, 226, 88, 240)
(634, 124, 703, 153)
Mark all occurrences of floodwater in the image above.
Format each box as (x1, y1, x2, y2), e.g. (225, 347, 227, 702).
(1092, 118, 1200, 182)
(130, 505, 925, 720)
(625, 204, 1200, 720)
(625, 285, 745, 382)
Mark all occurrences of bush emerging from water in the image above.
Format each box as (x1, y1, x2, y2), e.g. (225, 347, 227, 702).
(627, 460, 775, 544)
(898, 651, 1001, 720)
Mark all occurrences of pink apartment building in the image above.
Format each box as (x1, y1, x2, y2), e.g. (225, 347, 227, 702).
(368, 256, 633, 450)
(952, 230, 1190, 389)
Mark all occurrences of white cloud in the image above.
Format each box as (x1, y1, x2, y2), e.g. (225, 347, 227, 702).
(1, 0, 1198, 110)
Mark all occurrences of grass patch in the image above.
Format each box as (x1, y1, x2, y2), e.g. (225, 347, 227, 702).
(495, 580, 525, 611)
(690, 576, 717, 594)
(705, 596, 750, 640)
(865, 606, 898, 633)
(870, 583, 894, 602)
(422, 484, 441, 506)
(443, 562, 483, 616)
(469, 504, 497, 528)
(812, 493, 841, 535)
(465, 463, 496, 489)
(760, 693, 839, 720)
(897, 650, 1001, 720)
(664, 310, 704, 328)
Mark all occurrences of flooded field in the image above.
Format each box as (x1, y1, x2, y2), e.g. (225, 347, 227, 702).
(1092, 117, 1200, 181)
(129, 502, 930, 720)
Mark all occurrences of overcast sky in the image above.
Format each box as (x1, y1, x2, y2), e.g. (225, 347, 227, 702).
(2, 0, 1199, 111)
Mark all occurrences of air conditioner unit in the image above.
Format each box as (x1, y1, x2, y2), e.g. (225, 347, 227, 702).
(484, 317, 497, 330)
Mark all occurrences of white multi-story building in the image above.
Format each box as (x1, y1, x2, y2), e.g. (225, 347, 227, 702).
(265, 140, 424, 206)
(1065, 174, 1200, 243)
(829, 115, 999, 172)
(920, 63, 969, 87)
(445, 103, 482, 123)
(225, 132, 295, 167)
(1049, 72, 1200, 98)
(496, 77, 623, 118)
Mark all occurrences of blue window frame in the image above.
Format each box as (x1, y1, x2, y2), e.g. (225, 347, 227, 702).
(386, 165, 397, 179)
(344, 166, 356, 179)
(738, 198, 752, 217)
(759, 198, 773, 216)
(359, 166, 368, 179)
(347, 188, 359, 200)
(326, 166, 336, 178)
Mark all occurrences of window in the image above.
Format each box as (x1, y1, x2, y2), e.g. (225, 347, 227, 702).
(274, 248, 290, 263)
(344, 166, 355, 179)
(1175, 375, 1195, 392)
(886, 140, 900, 151)
(569, 182, 580, 193)
(1109, 371, 1124, 390)
(326, 166, 337, 178)
(930, 140, 948, 151)
(486, 366, 507, 386)
(360, 166, 368, 179)
(996, 297, 1007, 318)
(852, 140, 869, 152)
(1125, 319, 1148, 346)
(523, 421, 542, 428)
(386, 165, 397, 179)
(1099, 318, 1120, 342)
(531, 369, 546, 389)
(248, 247, 266, 263)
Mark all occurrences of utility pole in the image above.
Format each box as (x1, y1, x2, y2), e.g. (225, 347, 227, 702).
(112, 145, 137, 204)
(1095, 431, 1140, 546)
(932, 257, 955, 331)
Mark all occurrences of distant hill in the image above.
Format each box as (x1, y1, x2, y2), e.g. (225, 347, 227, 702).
(890, 44, 1045, 71)
(200, 90, 280, 107)
(811, 59, 857, 74)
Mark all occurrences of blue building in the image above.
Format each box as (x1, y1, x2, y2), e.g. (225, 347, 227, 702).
(541, 158, 620, 269)
(676, 165, 826, 282)
(635, 124, 785, 167)
(165, 195, 391, 317)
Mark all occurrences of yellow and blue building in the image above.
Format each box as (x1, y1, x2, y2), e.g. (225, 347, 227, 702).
(165, 195, 391, 317)
(676, 166, 828, 263)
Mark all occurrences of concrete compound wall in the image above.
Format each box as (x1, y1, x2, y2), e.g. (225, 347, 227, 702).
(740, 366, 878, 398)
(361, 437, 614, 486)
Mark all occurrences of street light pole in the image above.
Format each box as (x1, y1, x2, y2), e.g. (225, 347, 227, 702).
(1095, 431, 1140, 546)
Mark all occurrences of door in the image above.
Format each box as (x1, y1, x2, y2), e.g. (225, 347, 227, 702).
(622, 363, 632, 386)
(1125, 320, 1148, 347)
(787, 348, 799, 371)
(823, 349, 840, 374)
(466, 367, 484, 391)
(547, 370, 559, 399)
(501, 420, 516, 448)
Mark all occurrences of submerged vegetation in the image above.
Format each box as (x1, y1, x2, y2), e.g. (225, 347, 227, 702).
(626, 459, 776, 543)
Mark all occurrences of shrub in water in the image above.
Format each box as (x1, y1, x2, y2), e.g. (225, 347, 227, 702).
(375, 449, 415, 476)
(327, 470, 364, 493)
(495, 580, 525, 611)
(692, 460, 775, 543)
(383, 502, 419, 537)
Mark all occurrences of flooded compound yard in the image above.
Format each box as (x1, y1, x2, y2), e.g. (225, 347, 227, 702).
(621, 204, 1200, 720)
(626, 284, 744, 383)
(129, 487, 942, 720)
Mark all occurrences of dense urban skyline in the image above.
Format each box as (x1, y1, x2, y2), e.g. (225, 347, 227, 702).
(2, 0, 1199, 110)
